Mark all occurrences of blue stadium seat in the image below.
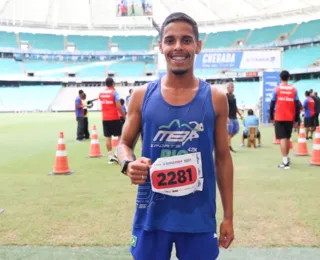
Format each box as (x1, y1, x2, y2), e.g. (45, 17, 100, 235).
(246, 24, 295, 45)
(294, 79, 320, 98)
(0, 31, 18, 48)
(0, 58, 23, 75)
(108, 62, 145, 77)
(283, 46, 320, 70)
(205, 30, 250, 49)
(66, 63, 106, 77)
(0, 85, 62, 111)
(112, 36, 153, 51)
(233, 81, 260, 106)
(20, 33, 64, 50)
(290, 19, 320, 41)
(24, 61, 65, 77)
(67, 35, 109, 51)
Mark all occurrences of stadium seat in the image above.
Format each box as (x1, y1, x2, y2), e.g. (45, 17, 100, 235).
(108, 62, 145, 77)
(24, 61, 65, 77)
(19, 33, 64, 51)
(67, 35, 109, 51)
(205, 30, 250, 49)
(290, 19, 320, 41)
(0, 58, 23, 75)
(283, 46, 320, 70)
(0, 31, 18, 48)
(111, 36, 153, 51)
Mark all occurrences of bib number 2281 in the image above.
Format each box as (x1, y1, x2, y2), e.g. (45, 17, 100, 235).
(150, 152, 203, 197)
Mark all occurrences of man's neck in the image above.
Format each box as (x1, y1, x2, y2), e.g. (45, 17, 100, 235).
(164, 70, 196, 89)
(280, 81, 289, 86)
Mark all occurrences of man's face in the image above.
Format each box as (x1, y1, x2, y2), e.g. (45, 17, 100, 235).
(159, 21, 201, 75)
(227, 84, 234, 94)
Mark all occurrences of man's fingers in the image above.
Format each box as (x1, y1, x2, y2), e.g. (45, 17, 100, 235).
(131, 180, 146, 185)
(130, 163, 150, 171)
(139, 157, 152, 167)
(130, 173, 148, 180)
(224, 235, 234, 249)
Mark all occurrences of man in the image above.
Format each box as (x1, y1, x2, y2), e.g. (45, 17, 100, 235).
(117, 12, 234, 260)
(75, 90, 86, 142)
(99, 77, 126, 164)
(126, 89, 133, 105)
(240, 109, 261, 147)
(82, 93, 90, 140)
(303, 90, 316, 139)
(226, 82, 243, 153)
(269, 70, 300, 169)
(119, 98, 127, 133)
(311, 91, 320, 128)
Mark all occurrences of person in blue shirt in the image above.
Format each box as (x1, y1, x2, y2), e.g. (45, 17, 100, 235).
(75, 89, 86, 141)
(240, 109, 261, 147)
(120, 98, 127, 133)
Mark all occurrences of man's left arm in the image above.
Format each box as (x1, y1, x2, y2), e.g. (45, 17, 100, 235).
(212, 87, 234, 249)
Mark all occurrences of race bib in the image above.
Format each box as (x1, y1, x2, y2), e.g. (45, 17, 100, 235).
(150, 152, 203, 197)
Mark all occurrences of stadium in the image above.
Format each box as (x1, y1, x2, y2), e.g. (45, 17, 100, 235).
(0, 0, 319, 259)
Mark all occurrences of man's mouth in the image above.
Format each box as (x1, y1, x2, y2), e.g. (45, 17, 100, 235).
(170, 54, 189, 62)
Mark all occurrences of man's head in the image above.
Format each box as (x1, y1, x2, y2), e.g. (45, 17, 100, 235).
(280, 70, 290, 82)
(305, 90, 310, 97)
(79, 89, 85, 99)
(315, 92, 318, 97)
(82, 93, 86, 100)
(159, 12, 202, 76)
(106, 77, 115, 88)
(120, 98, 125, 106)
(248, 109, 254, 116)
(227, 82, 234, 94)
(129, 89, 133, 95)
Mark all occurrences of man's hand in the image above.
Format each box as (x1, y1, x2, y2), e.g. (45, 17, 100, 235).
(126, 157, 151, 185)
(219, 218, 234, 249)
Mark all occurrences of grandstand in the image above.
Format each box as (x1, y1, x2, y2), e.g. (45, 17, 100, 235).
(0, 0, 319, 115)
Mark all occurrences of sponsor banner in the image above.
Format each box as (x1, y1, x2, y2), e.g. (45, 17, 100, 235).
(195, 50, 281, 69)
(262, 72, 280, 124)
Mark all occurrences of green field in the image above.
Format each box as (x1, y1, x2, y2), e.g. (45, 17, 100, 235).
(0, 112, 319, 258)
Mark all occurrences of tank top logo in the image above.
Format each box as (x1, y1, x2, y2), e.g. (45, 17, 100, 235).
(151, 119, 204, 158)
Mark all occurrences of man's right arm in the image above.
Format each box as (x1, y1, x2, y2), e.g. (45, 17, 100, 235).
(117, 85, 151, 185)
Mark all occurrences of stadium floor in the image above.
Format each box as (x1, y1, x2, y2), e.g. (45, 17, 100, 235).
(0, 112, 319, 260)
(0, 246, 319, 260)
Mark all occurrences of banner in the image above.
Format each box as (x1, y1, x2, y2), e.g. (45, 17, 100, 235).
(116, 0, 153, 17)
(195, 50, 282, 69)
(262, 72, 280, 124)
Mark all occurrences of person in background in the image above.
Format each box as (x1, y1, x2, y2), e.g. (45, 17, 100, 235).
(75, 90, 86, 142)
(240, 109, 261, 147)
(119, 98, 127, 133)
(226, 82, 243, 153)
(98, 77, 126, 164)
(303, 90, 316, 139)
(269, 70, 300, 169)
(82, 93, 90, 140)
(126, 89, 133, 105)
(311, 91, 320, 128)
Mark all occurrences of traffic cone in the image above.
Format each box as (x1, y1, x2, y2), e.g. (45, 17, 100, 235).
(310, 127, 320, 166)
(112, 136, 119, 149)
(295, 125, 309, 156)
(273, 133, 280, 144)
(88, 125, 103, 158)
(290, 138, 294, 150)
(49, 132, 74, 175)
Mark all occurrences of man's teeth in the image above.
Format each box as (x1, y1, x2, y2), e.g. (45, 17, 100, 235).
(172, 57, 187, 61)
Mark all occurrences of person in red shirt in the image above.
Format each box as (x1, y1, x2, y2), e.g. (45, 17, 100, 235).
(303, 90, 316, 139)
(99, 77, 126, 164)
(269, 70, 300, 169)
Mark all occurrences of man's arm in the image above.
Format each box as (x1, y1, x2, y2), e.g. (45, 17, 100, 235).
(211, 87, 234, 249)
(117, 86, 151, 185)
(269, 90, 277, 121)
(75, 98, 84, 108)
(114, 91, 126, 119)
(294, 90, 300, 122)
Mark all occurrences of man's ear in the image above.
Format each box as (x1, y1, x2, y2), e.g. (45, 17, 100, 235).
(196, 40, 202, 55)
(159, 39, 164, 54)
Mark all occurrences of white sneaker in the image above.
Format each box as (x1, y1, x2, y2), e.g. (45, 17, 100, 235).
(108, 155, 118, 164)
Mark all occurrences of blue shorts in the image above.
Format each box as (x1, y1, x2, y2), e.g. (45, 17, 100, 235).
(228, 119, 239, 135)
(130, 228, 219, 260)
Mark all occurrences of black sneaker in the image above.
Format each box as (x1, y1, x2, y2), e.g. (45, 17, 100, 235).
(278, 162, 290, 169)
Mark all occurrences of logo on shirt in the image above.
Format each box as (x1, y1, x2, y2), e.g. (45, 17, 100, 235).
(151, 119, 204, 157)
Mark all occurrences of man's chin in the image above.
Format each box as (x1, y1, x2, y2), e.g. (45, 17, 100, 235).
(171, 69, 188, 76)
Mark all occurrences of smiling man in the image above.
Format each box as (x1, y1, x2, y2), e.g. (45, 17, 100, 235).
(117, 12, 234, 260)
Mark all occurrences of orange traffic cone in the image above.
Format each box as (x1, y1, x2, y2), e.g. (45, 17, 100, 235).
(290, 138, 294, 150)
(88, 125, 103, 158)
(295, 125, 309, 156)
(50, 132, 74, 175)
(310, 127, 320, 166)
(112, 136, 119, 149)
(273, 133, 280, 144)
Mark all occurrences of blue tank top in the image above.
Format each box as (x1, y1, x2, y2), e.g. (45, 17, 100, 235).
(133, 78, 217, 233)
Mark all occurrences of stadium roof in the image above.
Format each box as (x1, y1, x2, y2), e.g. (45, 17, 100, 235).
(0, 0, 320, 33)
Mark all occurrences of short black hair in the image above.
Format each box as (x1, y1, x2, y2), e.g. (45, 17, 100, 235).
(305, 90, 310, 96)
(120, 98, 125, 106)
(160, 12, 199, 41)
(79, 90, 84, 95)
(106, 77, 114, 87)
(280, 70, 290, 81)
(248, 109, 254, 115)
